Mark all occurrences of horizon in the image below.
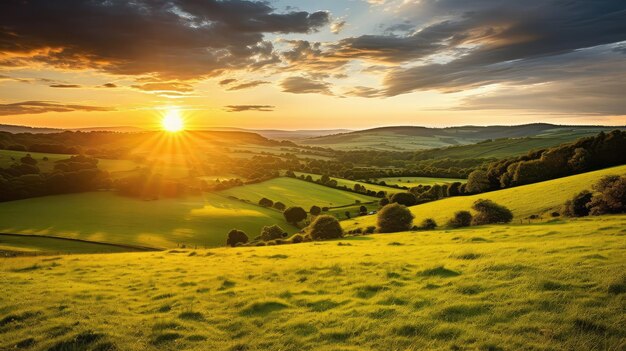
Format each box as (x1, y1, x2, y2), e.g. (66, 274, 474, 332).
(1, 0, 625, 130)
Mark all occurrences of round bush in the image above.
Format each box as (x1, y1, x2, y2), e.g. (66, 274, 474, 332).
(260, 225, 286, 241)
(309, 215, 343, 240)
(390, 192, 417, 206)
(420, 218, 437, 230)
(448, 211, 472, 228)
(471, 199, 513, 225)
(310, 205, 322, 216)
(290, 234, 304, 244)
(226, 229, 248, 247)
(283, 206, 307, 224)
(377, 203, 414, 233)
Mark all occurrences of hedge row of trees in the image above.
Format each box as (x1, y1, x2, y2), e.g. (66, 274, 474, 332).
(0, 154, 111, 202)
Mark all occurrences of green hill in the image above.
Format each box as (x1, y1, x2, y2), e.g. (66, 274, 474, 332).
(219, 177, 377, 208)
(343, 165, 626, 231)
(1, 215, 624, 350)
(0, 192, 296, 249)
(300, 124, 625, 152)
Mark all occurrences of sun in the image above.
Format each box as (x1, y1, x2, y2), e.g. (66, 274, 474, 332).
(161, 109, 185, 132)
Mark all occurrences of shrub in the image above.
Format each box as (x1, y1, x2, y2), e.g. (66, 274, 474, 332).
(379, 197, 390, 207)
(260, 225, 287, 241)
(310, 205, 322, 216)
(390, 192, 417, 206)
(562, 191, 593, 217)
(448, 211, 472, 228)
(226, 229, 248, 247)
(550, 211, 560, 217)
(359, 205, 368, 215)
(258, 197, 273, 207)
(309, 215, 343, 240)
(273, 201, 286, 211)
(283, 206, 307, 224)
(365, 226, 376, 234)
(420, 218, 437, 230)
(471, 199, 513, 225)
(291, 234, 304, 244)
(587, 175, 626, 215)
(377, 203, 414, 233)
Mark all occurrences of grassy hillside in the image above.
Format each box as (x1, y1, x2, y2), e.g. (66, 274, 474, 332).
(1, 215, 624, 350)
(0, 192, 296, 249)
(375, 176, 466, 188)
(344, 165, 626, 231)
(219, 177, 377, 208)
(300, 124, 625, 152)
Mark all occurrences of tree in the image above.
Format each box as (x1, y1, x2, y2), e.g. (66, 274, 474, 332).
(471, 199, 513, 225)
(420, 218, 437, 230)
(321, 174, 331, 184)
(379, 197, 390, 207)
(466, 170, 490, 193)
(390, 192, 417, 206)
(448, 211, 472, 228)
(562, 191, 593, 217)
(377, 203, 414, 233)
(273, 201, 286, 211)
(20, 154, 37, 166)
(226, 229, 248, 247)
(283, 206, 307, 224)
(345, 211, 351, 219)
(310, 205, 322, 216)
(359, 205, 368, 215)
(447, 182, 462, 197)
(261, 225, 287, 241)
(309, 215, 343, 240)
(587, 175, 626, 215)
(259, 197, 273, 207)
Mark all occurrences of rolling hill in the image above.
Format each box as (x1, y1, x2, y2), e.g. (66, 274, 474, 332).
(300, 124, 626, 152)
(343, 165, 626, 231)
(1, 214, 624, 350)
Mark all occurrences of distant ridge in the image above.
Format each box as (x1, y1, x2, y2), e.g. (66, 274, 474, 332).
(0, 124, 63, 134)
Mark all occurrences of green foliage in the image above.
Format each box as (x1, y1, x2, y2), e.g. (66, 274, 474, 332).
(226, 229, 248, 247)
(562, 191, 593, 217)
(309, 205, 321, 216)
(258, 197, 273, 207)
(283, 206, 307, 225)
(273, 201, 286, 211)
(471, 199, 513, 225)
(309, 215, 343, 240)
(587, 175, 626, 215)
(390, 192, 417, 206)
(377, 203, 414, 233)
(466, 170, 490, 194)
(260, 225, 287, 241)
(420, 218, 437, 230)
(448, 211, 472, 228)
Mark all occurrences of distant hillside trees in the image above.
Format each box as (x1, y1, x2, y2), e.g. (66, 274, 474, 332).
(390, 192, 417, 206)
(259, 197, 274, 207)
(466, 170, 490, 194)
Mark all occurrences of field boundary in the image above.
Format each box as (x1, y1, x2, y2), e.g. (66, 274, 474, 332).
(0, 232, 161, 253)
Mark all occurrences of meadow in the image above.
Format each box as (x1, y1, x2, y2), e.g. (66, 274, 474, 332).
(293, 171, 403, 194)
(0, 234, 145, 255)
(1, 215, 624, 350)
(344, 165, 626, 231)
(0, 192, 296, 249)
(219, 177, 377, 208)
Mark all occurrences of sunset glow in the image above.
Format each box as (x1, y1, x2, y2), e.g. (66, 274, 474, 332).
(161, 109, 184, 132)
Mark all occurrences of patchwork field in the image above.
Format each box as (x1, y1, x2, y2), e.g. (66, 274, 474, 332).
(219, 177, 378, 208)
(344, 165, 626, 231)
(0, 149, 138, 175)
(374, 176, 466, 188)
(0, 192, 296, 249)
(1, 215, 624, 350)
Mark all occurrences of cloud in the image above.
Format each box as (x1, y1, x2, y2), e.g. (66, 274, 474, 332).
(0, 101, 111, 116)
(344, 86, 384, 98)
(226, 80, 270, 91)
(224, 105, 274, 112)
(280, 76, 333, 95)
(101, 83, 117, 88)
(331, 20, 346, 34)
(49, 84, 81, 88)
(0, 0, 331, 79)
(219, 78, 238, 86)
(131, 82, 194, 94)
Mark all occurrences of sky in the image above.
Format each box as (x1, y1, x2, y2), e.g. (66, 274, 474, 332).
(0, 0, 625, 130)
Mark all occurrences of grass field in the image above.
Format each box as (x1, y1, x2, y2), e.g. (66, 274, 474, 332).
(293, 171, 403, 194)
(375, 176, 466, 188)
(343, 165, 626, 231)
(219, 177, 377, 208)
(1, 215, 624, 350)
(0, 234, 146, 255)
(0, 192, 296, 249)
(0, 149, 138, 174)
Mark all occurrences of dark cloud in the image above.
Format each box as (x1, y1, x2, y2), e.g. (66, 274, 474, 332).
(0, 0, 330, 79)
(0, 101, 111, 116)
(49, 84, 81, 88)
(219, 78, 238, 86)
(280, 76, 332, 95)
(101, 83, 117, 88)
(224, 105, 274, 112)
(226, 80, 270, 91)
(344, 86, 383, 98)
